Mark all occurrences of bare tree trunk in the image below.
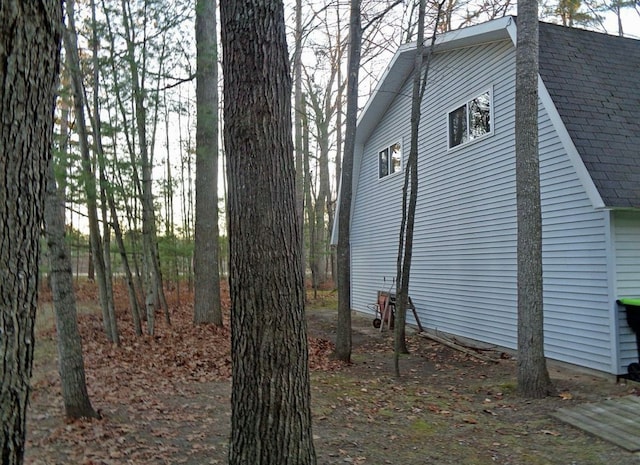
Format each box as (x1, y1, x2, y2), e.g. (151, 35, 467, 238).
(194, 0, 223, 325)
(394, 2, 443, 377)
(64, 0, 118, 344)
(294, 0, 306, 283)
(99, 174, 118, 343)
(302, 96, 317, 297)
(0, 2, 62, 462)
(44, 162, 100, 420)
(107, 187, 143, 336)
(220, 0, 317, 461)
(98, 105, 143, 336)
(120, 0, 169, 333)
(335, 0, 362, 362)
(332, 9, 343, 285)
(395, 0, 427, 370)
(90, 0, 120, 346)
(516, 0, 552, 398)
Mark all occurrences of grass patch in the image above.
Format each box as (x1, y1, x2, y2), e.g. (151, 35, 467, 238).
(409, 418, 437, 436)
(306, 289, 338, 310)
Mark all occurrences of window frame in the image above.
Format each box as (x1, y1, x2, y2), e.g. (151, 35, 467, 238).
(447, 87, 493, 151)
(377, 140, 403, 180)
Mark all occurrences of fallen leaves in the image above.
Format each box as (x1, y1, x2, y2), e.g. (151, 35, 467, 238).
(559, 391, 573, 400)
(28, 281, 345, 465)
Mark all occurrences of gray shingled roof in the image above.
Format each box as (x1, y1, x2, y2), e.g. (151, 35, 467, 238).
(538, 22, 640, 208)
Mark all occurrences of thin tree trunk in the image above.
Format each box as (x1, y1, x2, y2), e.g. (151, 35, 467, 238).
(64, 0, 118, 344)
(395, 0, 427, 370)
(99, 4, 146, 313)
(44, 162, 100, 420)
(316, 106, 331, 285)
(394, 2, 443, 377)
(516, 0, 552, 398)
(120, 0, 169, 333)
(335, 0, 362, 362)
(0, 2, 62, 462)
(294, 0, 306, 283)
(194, 0, 222, 325)
(332, 8, 343, 285)
(107, 188, 143, 336)
(90, 0, 119, 346)
(303, 96, 317, 297)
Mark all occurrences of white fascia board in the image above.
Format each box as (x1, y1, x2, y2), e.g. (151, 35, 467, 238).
(357, 16, 516, 147)
(355, 44, 415, 147)
(605, 211, 621, 374)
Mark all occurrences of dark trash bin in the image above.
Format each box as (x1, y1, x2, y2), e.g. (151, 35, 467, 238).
(616, 298, 640, 381)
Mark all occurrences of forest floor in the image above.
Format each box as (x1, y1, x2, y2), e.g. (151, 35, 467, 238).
(25, 280, 640, 464)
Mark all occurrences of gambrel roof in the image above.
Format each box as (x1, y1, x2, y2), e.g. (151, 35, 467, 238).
(355, 18, 640, 205)
(538, 22, 640, 208)
(332, 17, 640, 244)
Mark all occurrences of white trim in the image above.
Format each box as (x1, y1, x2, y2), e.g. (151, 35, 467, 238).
(605, 210, 620, 373)
(377, 139, 404, 180)
(506, 16, 605, 209)
(506, 16, 517, 45)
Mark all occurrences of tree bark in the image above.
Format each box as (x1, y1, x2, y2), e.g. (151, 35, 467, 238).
(303, 96, 317, 296)
(516, 1, 552, 398)
(220, 0, 317, 462)
(332, 9, 343, 284)
(120, 0, 169, 334)
(294, 0, 306, 283)
(395, 0, 428, 373)
(64, 0, 119, 345)
(194, 0, 223, 326)
(306, 80, 334, 287)
(394, 0, 443, 376)
(335, 0, 362, 362)
(0, 1, 62, 462)
(44, 162, 99, 420)
(90, 0, 120, 347)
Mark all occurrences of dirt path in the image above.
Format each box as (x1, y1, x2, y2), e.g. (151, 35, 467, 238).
(25, 296, 640, 464)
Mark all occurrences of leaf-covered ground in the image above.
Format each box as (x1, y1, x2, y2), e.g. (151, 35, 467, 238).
(27, 281, 640, 464)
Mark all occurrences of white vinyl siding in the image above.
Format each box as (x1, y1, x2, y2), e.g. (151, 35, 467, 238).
(412, 40, 518, 347)
(352, 40, 519, 346)
(350, 37, 616, 373)
(613, 211, 640, 373)
(538, 105, 611, 372)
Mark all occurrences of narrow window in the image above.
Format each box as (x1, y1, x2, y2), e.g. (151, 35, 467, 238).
(448, 105, 467, 147)
(448, 90, 492, 149)
(390, 142, 401, 174)
(379, 147, 389, 178)
(378, 142, 402, 179)
(468, 92, 491, 140)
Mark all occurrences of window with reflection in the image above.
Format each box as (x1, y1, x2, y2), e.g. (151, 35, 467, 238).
(378, 142, 402, 179)
(448, 90, 492, 149)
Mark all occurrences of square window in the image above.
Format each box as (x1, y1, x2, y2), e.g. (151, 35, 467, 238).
(448, 90, 492, 149)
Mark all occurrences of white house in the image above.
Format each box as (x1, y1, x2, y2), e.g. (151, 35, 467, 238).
(332, 17, 640, 376)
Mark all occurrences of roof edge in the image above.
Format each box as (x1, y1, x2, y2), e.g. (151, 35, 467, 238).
(356, 16, 515, 147)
